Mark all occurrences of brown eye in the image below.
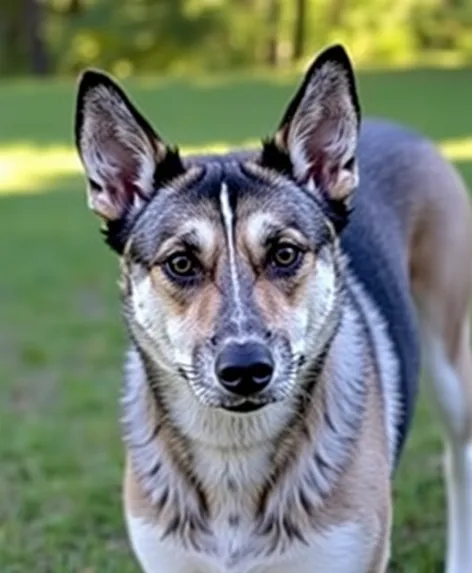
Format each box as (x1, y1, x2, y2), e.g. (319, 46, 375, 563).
(271, 244, 301, 269)
(165, 253, 196, 279)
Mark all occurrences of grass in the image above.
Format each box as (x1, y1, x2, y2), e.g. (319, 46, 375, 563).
(1, 66, 472, 572)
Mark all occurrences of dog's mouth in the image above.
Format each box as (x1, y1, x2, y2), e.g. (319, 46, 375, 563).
(219, 401, 267, 414)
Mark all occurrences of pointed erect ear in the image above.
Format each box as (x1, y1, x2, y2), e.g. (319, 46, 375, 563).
(261, 44, 361, 207)
(74, 70, 184, 222)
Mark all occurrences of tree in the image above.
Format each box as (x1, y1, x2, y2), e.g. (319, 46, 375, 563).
(24, 0, 49, 75)
(67, 0, 83, 15)
(265, 0, 280, 66)
(292, 0, 307, 62)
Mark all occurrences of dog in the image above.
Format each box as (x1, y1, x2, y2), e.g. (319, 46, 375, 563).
(73, 44, 472, 572)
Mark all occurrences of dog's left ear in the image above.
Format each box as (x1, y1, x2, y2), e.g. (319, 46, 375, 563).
(261, 44, 361, 209)
(74, 69, 184, 224)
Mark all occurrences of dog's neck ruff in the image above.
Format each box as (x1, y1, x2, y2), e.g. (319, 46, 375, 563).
(121, 291, 371, 564)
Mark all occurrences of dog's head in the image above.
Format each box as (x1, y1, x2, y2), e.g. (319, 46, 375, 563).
(74, 45, 360, 424)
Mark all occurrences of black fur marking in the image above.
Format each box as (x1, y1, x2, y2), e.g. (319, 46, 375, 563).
(101, 218, 130, 254)
(265, 519, 281, 555)
(228, 514, 240, 527)
(343, 156, 356, 171)
(259, 138, 294, 177)
(162, 515, 181, 538)
(294, 183, 353, 236)
(227, 477, 238, 492)
(313, 452, 334, 473)
(322, 196, 354, 235)
(282, 515, 308, 545)
(88, 178, 102, 192)
(323, 410, 337, 434)
(153, 147, 186, 189)
(156, 488, 169, 511)
(298, 488, 314, 517)
(148, 460, 161, 478)
(257, 515, 275, 537)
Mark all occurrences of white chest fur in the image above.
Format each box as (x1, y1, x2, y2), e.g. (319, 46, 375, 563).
(126, 513, 375, 573)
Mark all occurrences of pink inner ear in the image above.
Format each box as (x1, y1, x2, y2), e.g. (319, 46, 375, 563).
(105, 137, 151, 205)
(95, 160, 144, 219)
(300, 117, 345, 191)
(303, 154, 340, 195)
(122, 169, 148, 201)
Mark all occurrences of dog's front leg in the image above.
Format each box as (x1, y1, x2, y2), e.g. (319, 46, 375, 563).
(367, 530, 390, 573)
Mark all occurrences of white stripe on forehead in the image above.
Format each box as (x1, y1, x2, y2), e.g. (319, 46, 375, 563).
(219, 182, 244, 329)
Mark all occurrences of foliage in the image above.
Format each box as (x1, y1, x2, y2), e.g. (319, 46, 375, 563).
(1, 0, 472, 77)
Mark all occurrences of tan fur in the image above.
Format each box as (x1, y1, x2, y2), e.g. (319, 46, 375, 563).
(407, 139, 472, 438)
(240, 213, 318, 311)
(125, 455, 155, 523)
(400, 137, 472, 573)
(302, 349, 391, 550)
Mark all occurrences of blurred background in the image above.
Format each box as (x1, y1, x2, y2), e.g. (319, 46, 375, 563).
(3, 0, 472, 75)
(1, 1, 472, 572)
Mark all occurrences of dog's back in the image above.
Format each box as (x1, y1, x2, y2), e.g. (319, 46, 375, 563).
(346, 118, 472, 465)
(353, 120, 472, 573)
(342, 119, 427, 461)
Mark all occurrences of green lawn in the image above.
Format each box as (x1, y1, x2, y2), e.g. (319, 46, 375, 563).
(1, 67, 472, 572)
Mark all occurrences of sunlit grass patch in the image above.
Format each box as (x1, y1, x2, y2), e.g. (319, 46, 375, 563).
(0, 145, 81, 193)
(440, 137, 472, 162)
(0, 139, 259, 194)
(1, 135, 471, 195)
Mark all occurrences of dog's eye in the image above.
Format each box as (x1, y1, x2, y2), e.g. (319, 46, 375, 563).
(269, 243, 302, 269)
(165, 253, 197, 279)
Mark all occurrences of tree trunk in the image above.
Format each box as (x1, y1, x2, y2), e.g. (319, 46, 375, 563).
(24, 0, 49, 75)
(326, 0, 346, 28)
(266, 0, 280, 67)
(292, 0, 307, 62)
(68, 0, 83, 16)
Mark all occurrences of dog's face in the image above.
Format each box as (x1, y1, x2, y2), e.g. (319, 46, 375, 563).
(74, 45, 360, 417)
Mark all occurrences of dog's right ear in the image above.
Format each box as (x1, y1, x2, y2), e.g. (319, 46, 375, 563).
(74, 70, 184, 223)
(260, 45, 360, 233)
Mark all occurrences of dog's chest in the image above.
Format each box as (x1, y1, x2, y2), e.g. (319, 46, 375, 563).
(192, 445, 269, 561)
(127, 512, 373, 573)
(128, 446, 375, 573)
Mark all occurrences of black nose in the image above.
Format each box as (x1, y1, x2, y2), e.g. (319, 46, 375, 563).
(215, 342, 274, 397)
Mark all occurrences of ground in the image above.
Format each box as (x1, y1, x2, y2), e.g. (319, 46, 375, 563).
(1, 67, 472, 572)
